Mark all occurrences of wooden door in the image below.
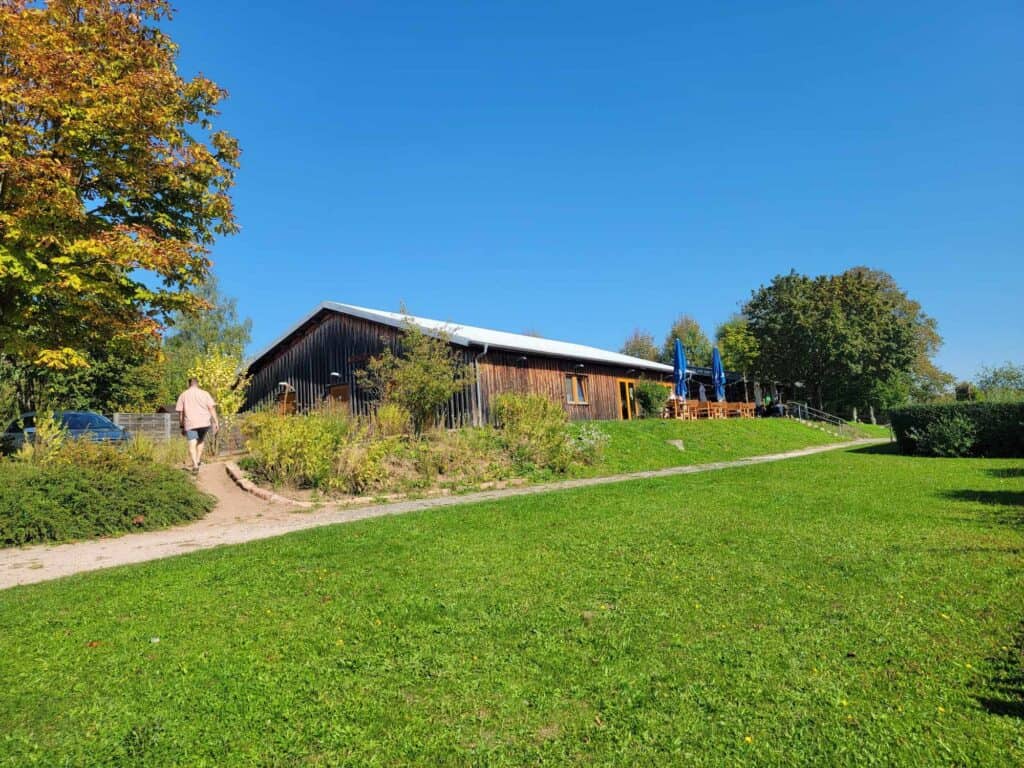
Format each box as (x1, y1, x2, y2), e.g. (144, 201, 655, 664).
(327, 384, 351, 413)
(277, 390, 297, 415)
(617, 379, 638, 420)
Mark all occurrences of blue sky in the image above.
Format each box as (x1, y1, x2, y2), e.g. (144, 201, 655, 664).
(171, 1, 1022, 380)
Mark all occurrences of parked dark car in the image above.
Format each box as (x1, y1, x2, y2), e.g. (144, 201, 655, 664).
(1, 411, 130, 453)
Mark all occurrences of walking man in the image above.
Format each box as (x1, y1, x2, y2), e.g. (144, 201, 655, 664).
(175, 378, 219, 473)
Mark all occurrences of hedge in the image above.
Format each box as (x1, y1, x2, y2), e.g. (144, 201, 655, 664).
(890, 402, 1024, 457)
(0, 461, 215, 547)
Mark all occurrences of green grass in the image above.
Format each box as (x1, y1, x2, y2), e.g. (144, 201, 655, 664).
(850, 422, 895, 440)
(578, 417, 846, 475)
(2, 447, 1022, 766)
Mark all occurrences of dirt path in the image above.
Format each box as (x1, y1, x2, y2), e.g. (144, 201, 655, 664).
(0, 439, 885, 589)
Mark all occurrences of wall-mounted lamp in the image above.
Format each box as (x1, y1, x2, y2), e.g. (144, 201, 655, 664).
(329, 372, 342, 378)
(574, 363, 585, 370)
(277, 381, 294, 391)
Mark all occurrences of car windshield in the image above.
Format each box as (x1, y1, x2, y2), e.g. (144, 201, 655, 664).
(61, 413, 116, 431)
(5, 415, 34, 433)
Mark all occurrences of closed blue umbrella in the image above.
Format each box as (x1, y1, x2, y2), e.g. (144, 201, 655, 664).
(712, 347, 726, 402)
(673, 338, 687, 398)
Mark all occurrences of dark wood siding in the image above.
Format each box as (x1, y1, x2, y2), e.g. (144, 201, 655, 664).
(245, 311, 478, 427)
(477, 350, 667, 421)
(245, 309, 671, 424)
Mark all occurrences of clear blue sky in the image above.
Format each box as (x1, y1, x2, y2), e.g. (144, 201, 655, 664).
(171, 0, 1022, 380)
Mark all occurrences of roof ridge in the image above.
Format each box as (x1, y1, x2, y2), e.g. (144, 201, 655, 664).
(247, 301, 674, 374)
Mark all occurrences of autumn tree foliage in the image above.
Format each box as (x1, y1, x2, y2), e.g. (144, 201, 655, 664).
(0, 0, 239, 370)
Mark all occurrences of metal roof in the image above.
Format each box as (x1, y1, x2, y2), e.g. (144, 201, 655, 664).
(247, 301, 674, 374)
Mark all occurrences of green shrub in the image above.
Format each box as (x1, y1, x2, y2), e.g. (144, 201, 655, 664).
(635, 380, 670, 418)
(374, 403, 412, 438)
(409, 428, 512, 488)
(12, 410, 67, 464)
(907, 412, 977, 457)
(0, 456, 214, 547)
(891, 402, 1024, 457)
(123, 433, 190, 467)
(333, 439, 390, 495)
(490, 393, 574, 472)
(241, 409, 355, 489)
(356, 319, 475, 433)
(242, 396, 605, 497)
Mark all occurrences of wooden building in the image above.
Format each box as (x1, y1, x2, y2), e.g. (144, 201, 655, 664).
(243, 302, 688, 424)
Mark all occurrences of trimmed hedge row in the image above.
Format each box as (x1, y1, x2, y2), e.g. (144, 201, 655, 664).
(0, 461, 215, 547)
(890, 402, 1024, 457)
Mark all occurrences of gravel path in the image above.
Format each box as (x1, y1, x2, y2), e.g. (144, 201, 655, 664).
(0, 439, 884, 589)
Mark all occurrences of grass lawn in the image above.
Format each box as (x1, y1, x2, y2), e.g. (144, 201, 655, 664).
(848, 422, 895, 440)
(578, 417, 846, 476)
(2, 447, 1022, 766)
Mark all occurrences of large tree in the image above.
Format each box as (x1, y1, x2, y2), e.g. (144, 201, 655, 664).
(660, 315, 712, 367)
(0, 0, 239, 370)
(0, 337, 162, 414)
(715, 315, 759, 399)
(744, 267, 944, 413)
(157, 276, 251, 404)
(715, 315, 759, 374)
(620, 329, 659, 362)
(975, 362, 1024, 401)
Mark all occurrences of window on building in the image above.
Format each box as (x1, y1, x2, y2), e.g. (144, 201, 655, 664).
(565, 374, 589, 404)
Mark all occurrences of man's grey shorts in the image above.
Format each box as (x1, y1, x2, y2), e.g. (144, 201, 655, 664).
(185, 426, 211, 443)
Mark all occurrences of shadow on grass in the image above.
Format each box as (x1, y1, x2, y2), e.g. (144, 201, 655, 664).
(987, 467, 1024, 479)
(977, 626, 1024, 719)
(941, 490, 1024, 508)
(847, 442, 900, 456)
(942, 488, 1024, 534)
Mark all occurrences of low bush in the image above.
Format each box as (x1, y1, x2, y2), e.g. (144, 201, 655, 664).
(123, 433, 190, 467)
(490, 392, 574, 472)
(240, 409, 356, 490)
(373, 403, 412, 438)
(635, 380, 670, 418)
(406, 428, 512, 489)
(490, 393, 606, 473)
(242, 395, 604, 496)
(0, 445, 214, 547)
(907, 412, 977, 457)
(333, 439, 390, 495)
(890, 402, 1024, 457)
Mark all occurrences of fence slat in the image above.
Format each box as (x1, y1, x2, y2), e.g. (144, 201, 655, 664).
(113, 413, 174, 442)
